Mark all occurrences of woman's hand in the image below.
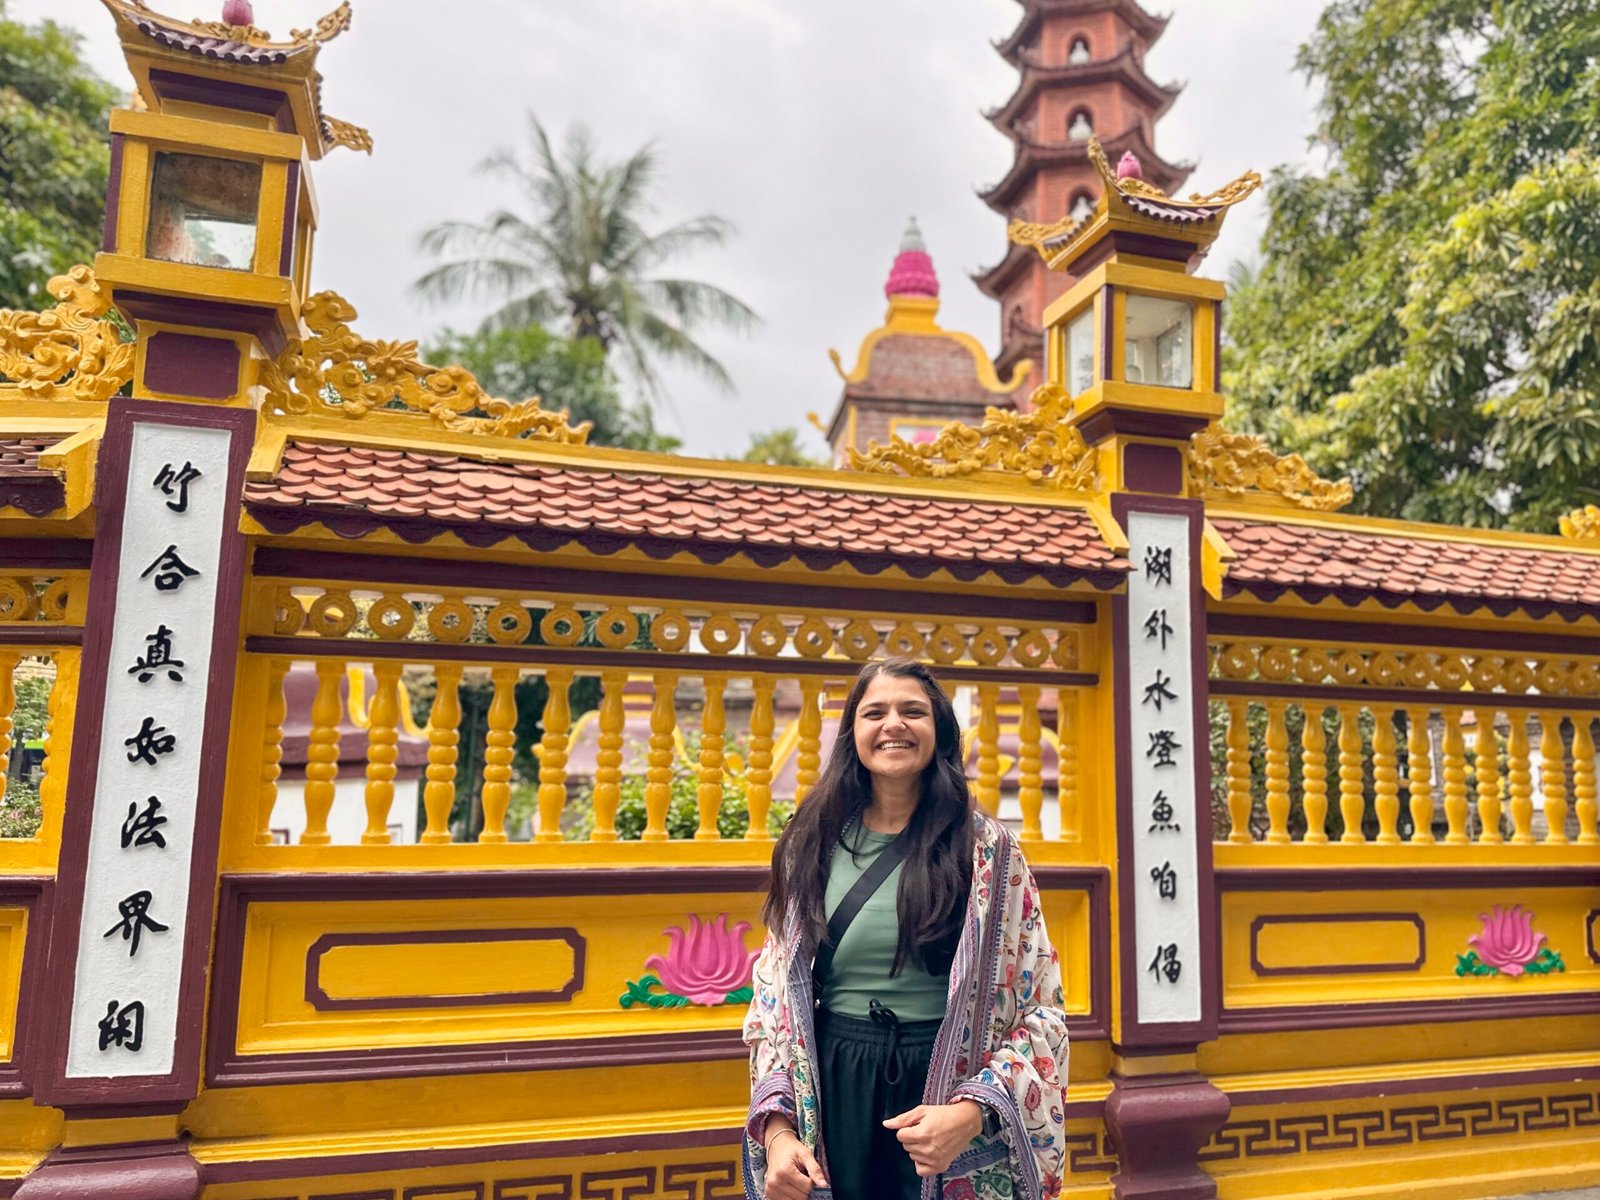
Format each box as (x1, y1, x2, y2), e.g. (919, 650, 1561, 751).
(763, 1116, 828, 1200)
(883, 1099, 986, 1176)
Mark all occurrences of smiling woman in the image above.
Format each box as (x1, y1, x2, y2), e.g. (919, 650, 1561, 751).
(743, 659, 1069, 1200)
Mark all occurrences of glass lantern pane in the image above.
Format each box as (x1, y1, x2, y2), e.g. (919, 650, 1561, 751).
(147, 152, 261, 271)
(1066, 307, 1097, 397)
(1124, 295, 1192, 389)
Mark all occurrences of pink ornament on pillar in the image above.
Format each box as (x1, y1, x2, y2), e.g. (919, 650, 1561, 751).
(1117, 151, 1144, 181)
(221, 0, 254, 27)
(884, 217, 940, 300)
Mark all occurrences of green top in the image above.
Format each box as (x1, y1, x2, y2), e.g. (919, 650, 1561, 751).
(820, 824, 951, 1022)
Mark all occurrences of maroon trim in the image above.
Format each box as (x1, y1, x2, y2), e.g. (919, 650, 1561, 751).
(146, 67, 296, 134)
(1223, 1060, 1600, 1107)
(1221, 991, 1600, 1035)
(1035, 865, 1113, 1041)
(1221, 577, 1600, 627)
(1212, 300, 1223, 394)
(1207, 611, 1600, 657)
(113, 291, 289, 359)
(0, 476, 65, 518)
(248, 548, 1102, 626)
(1109, 495, 1218, 1050)
(1209, 675, 1600, 714)
(1072, 231, 1198, 276)
(1104, 1071, 1230, 1200)
(1123, 442, 1183, 495)
(1248, 912, 1425, 977)
(34, 398, 256, 1112)
(0, 626, 83, 648)
(102, 135, 125, 254)
(277, 161, 300, 278)
(0, 540, 93, 570)
(304, 928, 586, 1011)
(142, 331, 240, 400)
(11, 1138, 201, 1200)
(1078, 405, 1211, 447)
(0, 878, 50, 1098)
(1588, 909, 1599, 964)
(1216, 865, 1600, 892)
(1098, 283, 1115, 388)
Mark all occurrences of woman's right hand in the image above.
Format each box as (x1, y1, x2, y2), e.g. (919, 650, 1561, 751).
(764, 1118, 828, 1200)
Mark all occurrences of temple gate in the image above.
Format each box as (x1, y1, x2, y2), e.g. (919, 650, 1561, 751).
(0, 4, 1597, 1199)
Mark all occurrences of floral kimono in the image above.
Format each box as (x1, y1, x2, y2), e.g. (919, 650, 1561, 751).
(742, 813, 1069, 1200)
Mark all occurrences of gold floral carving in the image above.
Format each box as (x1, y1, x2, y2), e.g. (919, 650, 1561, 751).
(848, 383, 1097, 491)
(321, 115, 373, 155)
(104, 0, 351, 49)
(0, 266, 134, 403)
(290, 2, 354, 46)
(259, 291, 591, 443)
(1559, 505, 1600, 541)
(1189, 424, 1353, 512)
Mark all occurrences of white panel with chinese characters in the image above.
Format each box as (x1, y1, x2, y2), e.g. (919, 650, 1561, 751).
(1126, 510, 1203, 1025)
(66, 424, 230, 1077)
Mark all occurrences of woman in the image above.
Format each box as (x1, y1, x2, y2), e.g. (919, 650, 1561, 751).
(743, 659, 1068, 1200)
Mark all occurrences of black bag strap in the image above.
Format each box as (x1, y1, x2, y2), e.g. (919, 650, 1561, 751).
(812, 827, 910, 993)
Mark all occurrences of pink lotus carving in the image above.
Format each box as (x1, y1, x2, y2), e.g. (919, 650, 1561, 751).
(1468, 905, 1547, 976)
(646, 914, 759, 1005)
(221, 0, 254, 25)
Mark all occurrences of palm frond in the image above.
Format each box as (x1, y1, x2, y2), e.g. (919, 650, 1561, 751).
(633, 278, 760, 333)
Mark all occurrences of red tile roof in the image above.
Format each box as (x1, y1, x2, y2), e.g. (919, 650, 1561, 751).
(0, 436, 65, 516)
(1214, 516, 1600, 619)
(243, 442, 1127, 587)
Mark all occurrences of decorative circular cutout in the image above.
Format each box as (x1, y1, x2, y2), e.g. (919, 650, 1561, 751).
(926, 625, 966, 665)
(1331, 650, 1367, 685)
(1401, 655, 1435, 689)
(838, 620, 880, 661)
(793, 618, 833, 659)
(700, 613, 742, 655)
(367, 595, 415, 641)
(969, 626, 1008, 667)
(886, 623, 925, 659)
(1504, 661, 1535, 694)
(0, 578, 36, 623)
(1368, 652, 1403, 687)
(539, 605, 583, 647)
(594, 608, 639, 649)
(308, 591, 358, 638)
(1435, 655, 1468, 691)
(1469, 656, 1506, 692)
(272, 588, 306, 635)
(1218, 644, 1257, 680)
(1013, 629, 1051, 668)
(486, 603, 532, 645)
(1294, 648, 1331, 684)
(651, 609, 690, 652)
(38, 578, 69, 622)
(1258, 646, 1295, 682)
(426, 599, 474, 643)
(748, 615, 788, 656)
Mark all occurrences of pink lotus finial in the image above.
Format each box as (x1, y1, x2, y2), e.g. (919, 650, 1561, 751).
(221, 0, 255, 26)
(1468, 904, 1546, 976)
(1116, 151, 1144, 181)
(885, 217, 939, 300)
(645, 914, 759, 1006)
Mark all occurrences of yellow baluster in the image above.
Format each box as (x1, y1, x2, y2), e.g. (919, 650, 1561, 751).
(1474, 709, 1504, 845)
(1573, 716, 1598, 845)
(590, 670, 626, 843)
(1018, 684, 1043, 843)
(1340, 703, 1369, 844)
(1264, 700, 1291, 844)
(37, 651, 76, 849)
(795, 678, 823, 805)
(1406, 708, 1435, 845)
(256, 659, 289, 845)
(1225, 699, 1253, 844)
(1301, 705, 1328, 845)
(1441, 709, 1469, 845)
(1507, 712, 1535, 844)
(300, 659, 344, 845)
(479, 666, 518, 844)
(534, 668, 573, 844)
(696, 673, 728, 840)
(421, 663, 462, 844)
(643, 672, 678, 841)
(745, 675, 776, 841)
(975, 684, 1001, 816)
(0, 651, 17, 781)
(1372, 706, 1398, 844)
(1057, 688, 1080, 840)
(362, 661, 402, 845)
(1538, 710, 1568, 845)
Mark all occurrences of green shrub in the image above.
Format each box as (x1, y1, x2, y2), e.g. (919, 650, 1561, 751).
(0, 780, 42, 839)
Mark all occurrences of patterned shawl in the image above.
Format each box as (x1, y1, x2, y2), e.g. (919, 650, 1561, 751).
(742, 814, 1070, 1200)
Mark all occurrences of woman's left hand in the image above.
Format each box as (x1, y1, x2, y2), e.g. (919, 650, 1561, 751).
(883, 1099, 986, 1176)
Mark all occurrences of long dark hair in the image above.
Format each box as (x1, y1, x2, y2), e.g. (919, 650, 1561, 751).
(763, 658, 976, 975)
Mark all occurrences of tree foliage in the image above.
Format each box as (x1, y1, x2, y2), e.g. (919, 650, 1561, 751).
(1225, 0, 1600, 530)
(0, 4, 116, 309)
(414, 114, 757, 400)
(427, 325, 679, 453)
(737, 427, 825, 468)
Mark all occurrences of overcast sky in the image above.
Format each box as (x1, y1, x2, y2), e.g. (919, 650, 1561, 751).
(25, 0, 1326, 457)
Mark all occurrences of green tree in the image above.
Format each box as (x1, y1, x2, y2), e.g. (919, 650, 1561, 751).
(0, 4, 117, 309)
(427, 325, 680, 453)
(737, 427, 825, 468)
(1225, 0, 1600, 530)
(413, 114, 757, 398)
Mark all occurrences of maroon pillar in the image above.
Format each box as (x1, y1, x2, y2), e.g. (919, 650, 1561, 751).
(1105, 1071, 1230, 1200)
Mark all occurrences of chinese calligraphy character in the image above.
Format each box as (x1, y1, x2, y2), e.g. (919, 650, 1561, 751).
(128, 625, 184, 684)
(153, 461, 202, 513)
(97, 999, 145, 1052)
(1144, 545, 1173, 586)
(121, 796, 168, 850)
(1148, 790, 1182, 833)
(124, 717, 176, 766)
(1142, 669, 1179, 712)
(1143, 607, 1174, 649)
(1146, 729, 1182, 768)
(139, 545, 200, 592)
(104, 890, 170, 957)
(1148, 944, 1183, 985)
(1150, 861, 1178, 900)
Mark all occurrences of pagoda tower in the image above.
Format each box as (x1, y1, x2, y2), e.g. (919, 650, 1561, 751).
(976, 0, 1190, 391)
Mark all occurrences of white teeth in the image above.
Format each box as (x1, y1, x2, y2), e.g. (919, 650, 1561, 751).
(878, 741, 912, 749)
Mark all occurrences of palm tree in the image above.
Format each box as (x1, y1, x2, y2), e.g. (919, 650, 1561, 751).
(413, 114, 757, 396)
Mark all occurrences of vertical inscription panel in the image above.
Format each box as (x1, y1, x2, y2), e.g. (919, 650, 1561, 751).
(1125, 509, 1203, 1026)
(66, 421, 230, 1077)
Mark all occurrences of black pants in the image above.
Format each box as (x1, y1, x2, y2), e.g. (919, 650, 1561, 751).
(817, 1004, 940, 1200)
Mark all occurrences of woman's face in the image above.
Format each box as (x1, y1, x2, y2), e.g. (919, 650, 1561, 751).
(853, 673, 938, 783)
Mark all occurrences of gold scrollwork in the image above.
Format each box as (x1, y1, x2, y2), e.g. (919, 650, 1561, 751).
(1560, 504, 1600, 541)
(1188, 424, 1353, 512)
(0, 266, 134, 402)
(848, 384, 1097, 490)
(259, 292, 591, 444)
